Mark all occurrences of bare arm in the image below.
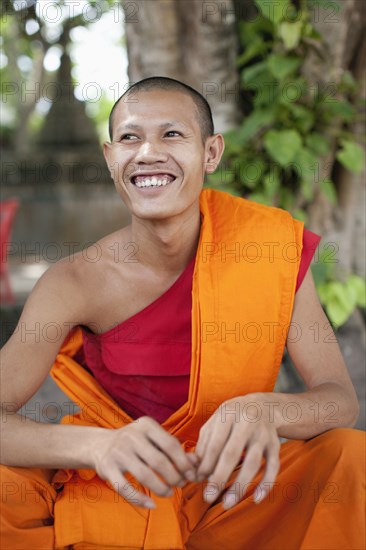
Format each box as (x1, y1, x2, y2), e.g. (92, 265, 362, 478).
(0, 259, 104, 469)
(0, 258, 197, 508)
(246, 267, 360, 439)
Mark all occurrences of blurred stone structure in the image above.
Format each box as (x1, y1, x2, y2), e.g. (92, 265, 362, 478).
(1, 51, 130, 261)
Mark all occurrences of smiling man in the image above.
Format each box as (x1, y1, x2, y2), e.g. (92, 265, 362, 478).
(1, 77, 365, 550)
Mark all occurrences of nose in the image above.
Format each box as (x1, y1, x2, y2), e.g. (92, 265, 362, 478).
(134, 140, 169, 164)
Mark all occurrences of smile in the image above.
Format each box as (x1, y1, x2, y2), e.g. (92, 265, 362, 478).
(131, 173, 176, 188)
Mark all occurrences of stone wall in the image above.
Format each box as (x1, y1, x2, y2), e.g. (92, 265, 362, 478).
(2, 149, 131, 261)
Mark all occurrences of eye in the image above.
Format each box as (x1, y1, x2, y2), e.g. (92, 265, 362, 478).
(165, 131, 181, 137)
(120, 134, 139, 141)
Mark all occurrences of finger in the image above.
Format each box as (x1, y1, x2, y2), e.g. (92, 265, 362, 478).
(186, 452, 200, 467)
(253, 440, 280, 504)
(135, 441, 186, 488)
(127, 457, 175, 498)
(108, 469, 156, 509)
(194, 427, 210, 462)
(203, 431, 247, 503)
(196, 422, 232, 481)
(145, 425, 196, 481)
(223, 441, 264, 510)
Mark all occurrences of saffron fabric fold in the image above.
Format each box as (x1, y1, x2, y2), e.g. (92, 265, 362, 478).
(80, 227, 320, 424)
(1, 190, 364, 549)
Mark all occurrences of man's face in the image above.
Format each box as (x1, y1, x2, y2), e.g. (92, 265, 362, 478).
(104, 89, 218, 221)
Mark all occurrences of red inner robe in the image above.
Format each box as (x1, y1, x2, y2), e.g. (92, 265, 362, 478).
(80, 228, 321, 423)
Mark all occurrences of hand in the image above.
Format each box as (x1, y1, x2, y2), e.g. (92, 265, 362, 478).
(193, 395, 281, 509)
(93, 416, 198, 509)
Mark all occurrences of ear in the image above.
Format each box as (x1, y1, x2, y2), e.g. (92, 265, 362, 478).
(103, 141, 113, 175)
(204, 134, 225, 174)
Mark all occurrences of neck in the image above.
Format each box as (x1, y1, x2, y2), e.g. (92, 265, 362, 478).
(128, 202, 201, 274)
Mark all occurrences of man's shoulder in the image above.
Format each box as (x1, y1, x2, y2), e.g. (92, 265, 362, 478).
(40, 227, 129, 292)
(56, 227, 130, 270)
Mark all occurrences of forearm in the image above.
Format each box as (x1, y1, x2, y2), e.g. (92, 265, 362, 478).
(0, 410, 109, 469)
(245, 382, 359, 440)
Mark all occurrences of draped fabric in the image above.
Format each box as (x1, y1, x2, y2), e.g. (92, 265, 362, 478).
(1, 190, 364, 549)
(80, 228, 320, 424)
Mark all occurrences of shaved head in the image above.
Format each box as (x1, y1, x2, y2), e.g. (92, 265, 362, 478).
(109, 77, 214, 144)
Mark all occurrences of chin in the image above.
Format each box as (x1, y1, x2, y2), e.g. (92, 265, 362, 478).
(132, 204, 180, 221)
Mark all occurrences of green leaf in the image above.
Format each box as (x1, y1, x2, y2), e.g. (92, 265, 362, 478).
(292, 208, 308, 223)
(237, 38, 267, 66)
(316, 281, 330, 303)
(312, 264, 328, 287)
(325, 100, 355, 122)
(346, 275, 366, 308)
(325, 281, 356, 326)
(263, 167, 280, 198)
(279, 187, 294, 210)
(222, 130, 244, 155)
(206, 170, 226, 186)
(319, 179, 337, 204)
(303, 22, 322, 40)
(255, 0, 290, 24)
(241, 61, 268, 85)
(279, 21, 303, 50)
(293, 148, 317, 185)
(240, 159, 266, 188)
(268, 54, 301, 80)
(336, 140, 365, 174)
(326, 301, 350, 327)
(248, 192, 272, 205)
(300, 178, 314, 201)
(277, 78, 307, 107)
(264, 129, 302, 166)
(340, 71, 358, 93)
(239, 18, 274, 46)
(287, 103, 315, 132)
(305, 133, 330, 155)
(236, 108, 277, 144)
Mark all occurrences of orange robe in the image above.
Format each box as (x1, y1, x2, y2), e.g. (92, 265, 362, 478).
(1, 190, 365, 549)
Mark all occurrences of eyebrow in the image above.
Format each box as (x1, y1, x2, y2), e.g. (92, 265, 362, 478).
(116, 121, 188, 132)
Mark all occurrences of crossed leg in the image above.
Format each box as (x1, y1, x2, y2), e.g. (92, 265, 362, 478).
(1, 428, 365, 550)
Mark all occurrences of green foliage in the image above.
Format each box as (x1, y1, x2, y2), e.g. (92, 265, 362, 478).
(0, 0, 116, 144)
(311, 246, 365, 327)
(206, 0, 365, 327)
(336, 140, 365, 174)
(263, 129, 302, 166)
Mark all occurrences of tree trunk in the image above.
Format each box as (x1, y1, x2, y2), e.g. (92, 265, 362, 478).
(123, 0, 241, 132)
(302, 1, 366, 430)
(303, 0, 365, 277)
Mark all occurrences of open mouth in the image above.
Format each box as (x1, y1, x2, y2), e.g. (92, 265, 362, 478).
(131, 174, 176, 188)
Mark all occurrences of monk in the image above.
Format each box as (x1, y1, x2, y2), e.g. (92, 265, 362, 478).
(1, 77, 365, 550)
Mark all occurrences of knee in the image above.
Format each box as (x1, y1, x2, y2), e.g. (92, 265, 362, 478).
(314, 427, 365, 461)
(0, 465, 56, 548)
(0, 464, 57, 507)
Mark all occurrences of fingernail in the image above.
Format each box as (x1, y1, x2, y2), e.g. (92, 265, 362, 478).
(185, 470, 196, 482)
(254, 485, 264, 503)
(143, 500, 156, 509)
(254, 491, 265, 504)
(204, 487, 218, 502)
(223, 493, 237, 509)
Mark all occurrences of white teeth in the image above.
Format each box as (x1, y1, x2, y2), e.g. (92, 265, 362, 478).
(134, 176, 171, 188)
